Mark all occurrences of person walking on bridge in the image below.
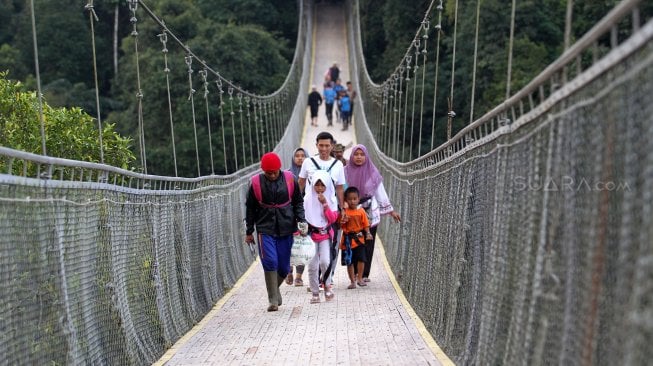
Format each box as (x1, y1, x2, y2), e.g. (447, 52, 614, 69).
(298, 132, 346, 209)
(245, 152, 308, 312)
(346, 81, 357, 116)
(285, 147, 308, 286)
(304, 170, 339, 303)
(307, 85, 322, 127)
(338, 90, 351, 130)
(323, 83, 336, 126)
(328, 61, 340, 86)
(333, 143, 347, 166)
(344, 145, 401, 282)
(298, 132, 347, 288)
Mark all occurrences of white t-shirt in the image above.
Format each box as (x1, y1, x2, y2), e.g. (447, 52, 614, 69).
(299, 155, 346, 187)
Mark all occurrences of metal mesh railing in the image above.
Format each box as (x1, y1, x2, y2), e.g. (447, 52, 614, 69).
(1, 0, 652, 364)
(348, 0, 653, 363)
(0, 0, 313, 364)
(0, 156, 256, 365)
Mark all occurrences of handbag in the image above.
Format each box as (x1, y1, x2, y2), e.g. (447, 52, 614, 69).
(360, 196, 375, 224)
(290, 234, 316, 266)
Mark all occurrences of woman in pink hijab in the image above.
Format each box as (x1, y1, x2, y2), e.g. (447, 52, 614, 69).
(344, 144, 401, 282)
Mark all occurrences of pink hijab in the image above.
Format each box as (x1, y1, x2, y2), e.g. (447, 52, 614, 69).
(344, 144, 383, 199)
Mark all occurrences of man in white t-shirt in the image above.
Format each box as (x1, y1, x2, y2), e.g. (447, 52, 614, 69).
(298, 131, 346, 211)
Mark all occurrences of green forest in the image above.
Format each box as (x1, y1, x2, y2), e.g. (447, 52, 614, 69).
(1, 0, 651, 176)
(359, 0, 652, 152)
(0, 0, 298, 177)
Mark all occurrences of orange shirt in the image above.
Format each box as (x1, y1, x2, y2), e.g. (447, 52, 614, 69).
(339, 207, 369, 249)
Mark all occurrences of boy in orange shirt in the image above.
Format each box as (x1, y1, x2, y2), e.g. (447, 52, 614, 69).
(340, 187, 373, 289)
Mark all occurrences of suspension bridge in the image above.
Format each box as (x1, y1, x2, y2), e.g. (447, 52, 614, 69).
(1, 0, 652, 365)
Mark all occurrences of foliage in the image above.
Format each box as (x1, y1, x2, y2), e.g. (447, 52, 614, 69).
(2, 0, 129, 120)
(359, 0, 628, 158)
(0, 44, 29, 79)
(0, 72, 136, 172)
(108, 0, 293, 177)
(196, 0, 298, 48)
(0, 0, 296, 177)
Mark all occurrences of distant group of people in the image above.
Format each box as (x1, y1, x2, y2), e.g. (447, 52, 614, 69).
(245, 131, 400, 311)
(307, 62, 357, 131)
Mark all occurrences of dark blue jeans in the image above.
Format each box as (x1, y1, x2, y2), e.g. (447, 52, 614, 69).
(257, 233, 293, 278)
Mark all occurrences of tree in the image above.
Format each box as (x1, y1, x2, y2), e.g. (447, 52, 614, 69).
(0, 44, 29, 79)
(1, 0, 300, 176)
(196, 0, 298, 44)
(0, 72, 136, 174)
(360, 0, 576, 158)
(109, 0, 293, 177)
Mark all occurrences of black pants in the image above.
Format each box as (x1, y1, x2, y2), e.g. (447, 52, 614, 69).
(354, 225, 378, 278)
(325, 103, 334, 121)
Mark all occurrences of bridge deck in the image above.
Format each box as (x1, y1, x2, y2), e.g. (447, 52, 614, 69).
(155, 2, 446, 365)
(156, 243, 443, 365)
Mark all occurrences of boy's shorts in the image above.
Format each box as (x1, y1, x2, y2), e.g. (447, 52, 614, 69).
(341, 245, 366, 266)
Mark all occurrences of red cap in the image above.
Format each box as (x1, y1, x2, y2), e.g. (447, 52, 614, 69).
(260, 152, 282, 171)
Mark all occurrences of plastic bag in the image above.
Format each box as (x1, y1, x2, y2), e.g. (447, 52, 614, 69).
(290, 234, 316, 266)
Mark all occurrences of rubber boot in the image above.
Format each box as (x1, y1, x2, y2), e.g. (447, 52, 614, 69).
(264, 271, 279, 311)
(277, 274, 285, 306)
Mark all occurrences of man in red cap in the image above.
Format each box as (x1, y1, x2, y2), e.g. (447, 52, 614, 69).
(245, 152, 308, 311)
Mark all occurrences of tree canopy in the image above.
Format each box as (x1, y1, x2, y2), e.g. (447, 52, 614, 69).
(0, 72, 135, 174)
(2, 0, 650, 171)
(0, 0, 298, 177)
(359, 0, 652, 156)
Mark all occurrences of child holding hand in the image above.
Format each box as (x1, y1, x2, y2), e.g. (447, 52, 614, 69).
(304, 170, 340, 303)
(339, 186, 373, 289)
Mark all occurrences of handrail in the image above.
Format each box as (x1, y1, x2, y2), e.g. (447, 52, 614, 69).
(352, 0, 645, 175)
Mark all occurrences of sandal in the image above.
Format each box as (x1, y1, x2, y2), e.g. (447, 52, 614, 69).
(347, 283, 356, 290)
(325, 291, 335, 301)
(357, 281, 367, 287)
(294, 278, 304, 287)
(285, 274, 293, 285)
(363, 277, 371, 282)
(310, 294, 320, 304)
